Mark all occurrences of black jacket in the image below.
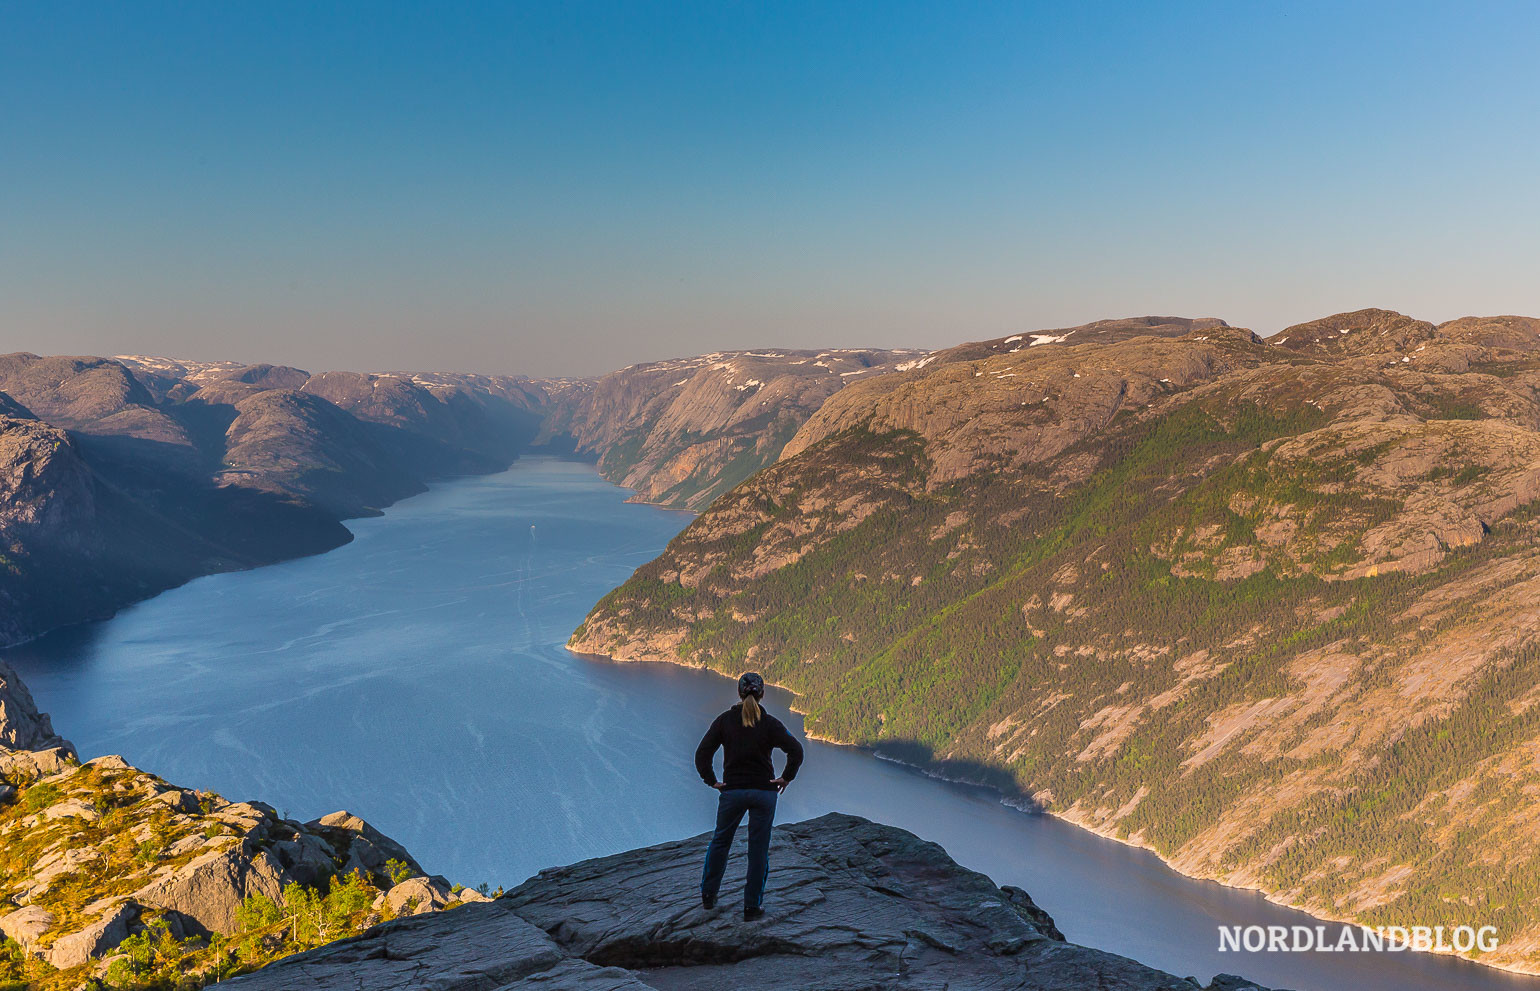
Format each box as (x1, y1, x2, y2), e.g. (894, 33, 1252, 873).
(695, 703, 804, 791)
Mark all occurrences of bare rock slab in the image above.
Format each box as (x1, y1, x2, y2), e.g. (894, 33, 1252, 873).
(46, 902, 136, 969)
(131, 844, 288, 935)
(230, 813, 1271, 991)
(225, 900, 651, 990)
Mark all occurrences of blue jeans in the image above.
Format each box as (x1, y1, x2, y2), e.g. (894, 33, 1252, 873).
(700, 788, 777, 910)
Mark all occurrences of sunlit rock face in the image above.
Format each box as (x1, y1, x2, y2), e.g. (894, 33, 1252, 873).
(544, 347, 927, 509)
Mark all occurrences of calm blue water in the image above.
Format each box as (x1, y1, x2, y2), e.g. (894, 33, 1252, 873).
(6, 458, 1534, 991)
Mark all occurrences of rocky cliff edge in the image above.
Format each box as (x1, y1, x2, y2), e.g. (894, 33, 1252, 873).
(229, 812, 1272, 991)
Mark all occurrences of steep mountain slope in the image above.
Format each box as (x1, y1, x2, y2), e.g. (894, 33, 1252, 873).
(573, 309, 1540, 974)
(117, 357, 560, 507)
(301, 371, 508, 475)
(543, 347, 925, 509)
(217, 389, 424, 518)
(0, 401, 343, 646)
(0, 355, 202, 475)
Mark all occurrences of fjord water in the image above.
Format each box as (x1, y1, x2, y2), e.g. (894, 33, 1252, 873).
(6, 459, 1532, 991)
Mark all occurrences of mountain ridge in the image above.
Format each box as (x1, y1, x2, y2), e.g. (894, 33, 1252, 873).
(542, 346, 927, 509)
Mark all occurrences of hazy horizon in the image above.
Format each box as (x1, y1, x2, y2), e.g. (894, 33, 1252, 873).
(6, 2, 1540, 376)
(73, 305, 1527, 381)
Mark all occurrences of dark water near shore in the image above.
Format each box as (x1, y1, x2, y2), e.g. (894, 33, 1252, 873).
(7, 458, 1535, 991)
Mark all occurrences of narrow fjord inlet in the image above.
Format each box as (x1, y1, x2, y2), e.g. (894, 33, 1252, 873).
(5, 459, 1531, 991)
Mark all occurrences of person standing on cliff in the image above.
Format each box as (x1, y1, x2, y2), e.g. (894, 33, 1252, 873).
(694, 671, 805, 921)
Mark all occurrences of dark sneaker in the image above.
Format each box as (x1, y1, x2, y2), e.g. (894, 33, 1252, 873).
(702, 893, 716, 909)
(743, 906, 764, 921)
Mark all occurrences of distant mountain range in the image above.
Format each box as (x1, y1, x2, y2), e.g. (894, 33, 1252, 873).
(0, 352, 575, 645)
(573, 309, 1540, 975)
(541, 347, 925, 509)
(0, 346, 920, 645)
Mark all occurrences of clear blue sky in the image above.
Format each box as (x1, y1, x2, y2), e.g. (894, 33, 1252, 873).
(4, 2, 1539, 375)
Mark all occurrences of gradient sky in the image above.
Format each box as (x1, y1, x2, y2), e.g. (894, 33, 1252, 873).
(4, 2, 1540, 376)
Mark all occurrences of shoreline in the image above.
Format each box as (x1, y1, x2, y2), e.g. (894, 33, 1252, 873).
(573, 644, 1538, 980)
(0, 457, 577, 653)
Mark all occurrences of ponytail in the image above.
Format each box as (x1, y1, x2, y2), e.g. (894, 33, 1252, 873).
(737, 671, 765, 727)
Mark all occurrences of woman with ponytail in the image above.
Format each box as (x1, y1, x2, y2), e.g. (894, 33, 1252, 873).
(694, 671, 804, 921)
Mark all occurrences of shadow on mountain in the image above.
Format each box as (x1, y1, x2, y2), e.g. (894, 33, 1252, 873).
(871, 738, 1044, 813)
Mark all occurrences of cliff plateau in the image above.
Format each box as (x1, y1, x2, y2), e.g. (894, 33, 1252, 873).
(229, 813, 1271, 991)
